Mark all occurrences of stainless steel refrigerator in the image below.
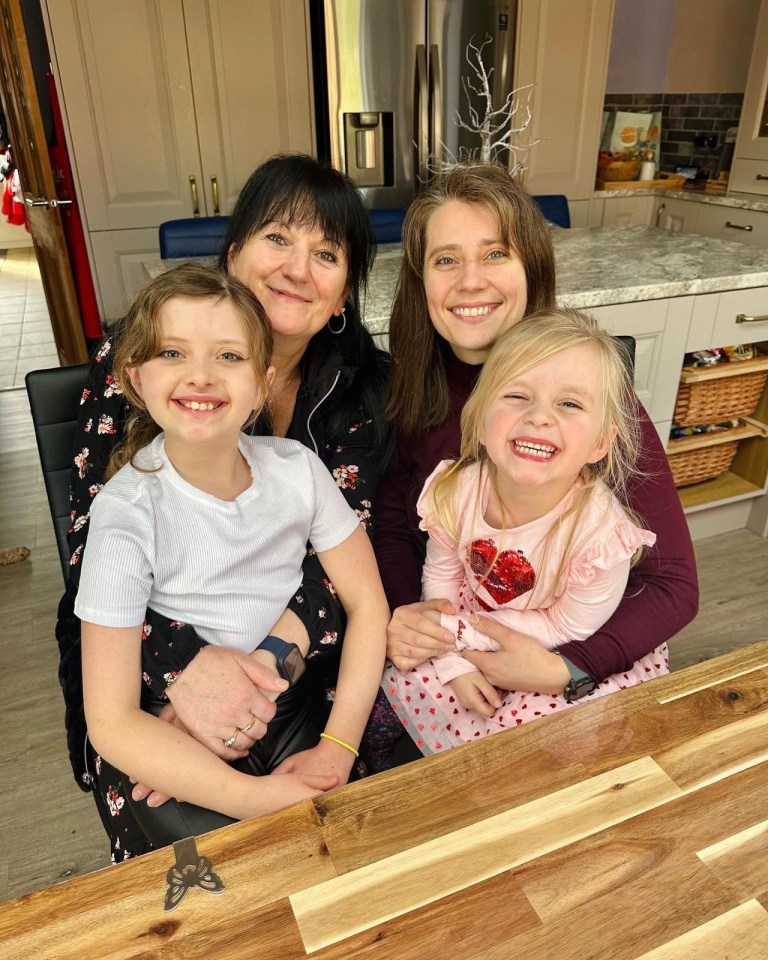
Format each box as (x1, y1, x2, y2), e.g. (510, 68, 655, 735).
(312, 0, 519, 210)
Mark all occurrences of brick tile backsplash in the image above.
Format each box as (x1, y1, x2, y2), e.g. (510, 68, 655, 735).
(603, 92, 743, 172)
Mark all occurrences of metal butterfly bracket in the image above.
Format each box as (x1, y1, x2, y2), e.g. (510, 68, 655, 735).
(164, 836, 226, 912)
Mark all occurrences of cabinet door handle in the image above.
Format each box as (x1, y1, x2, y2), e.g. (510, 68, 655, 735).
(725, 220, 753, 232)
(736, 313, 768, 323)
(189, 175, 199, 217)
(655, 202, 666, 227)
(210, 174, 219, 215)
(756, 174, 768, 180)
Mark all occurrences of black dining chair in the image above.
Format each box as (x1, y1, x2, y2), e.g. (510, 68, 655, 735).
(158, 216, 230, 259)
(25, 363, 89, 582)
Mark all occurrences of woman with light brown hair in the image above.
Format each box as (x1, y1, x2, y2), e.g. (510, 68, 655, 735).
(364, 163, 697, 768)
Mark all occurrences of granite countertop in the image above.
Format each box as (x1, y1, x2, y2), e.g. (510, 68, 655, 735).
(595, 186, 768, 212)
(363, 225, 768, 332)
(143, 226, 768, 338)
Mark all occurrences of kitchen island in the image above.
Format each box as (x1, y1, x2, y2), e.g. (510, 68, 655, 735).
(361, 224, 768, 335)
(142, 226, 768, 539)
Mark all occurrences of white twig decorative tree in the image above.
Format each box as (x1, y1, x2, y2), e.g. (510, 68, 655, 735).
(428, 34, 537, 176)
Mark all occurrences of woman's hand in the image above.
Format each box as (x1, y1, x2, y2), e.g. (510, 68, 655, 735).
(272, 737, 356, 786)
(450, 671, 502, 717)
(165, 644, 288, 757)
(386, 599, 457, 672)
(461, 617, 571, 695)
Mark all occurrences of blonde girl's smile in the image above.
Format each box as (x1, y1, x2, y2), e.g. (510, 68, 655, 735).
(479, 342, 615, 517)
(511, 438, 559, 460)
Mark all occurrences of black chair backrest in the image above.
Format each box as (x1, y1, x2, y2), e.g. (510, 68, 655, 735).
(25, 363, 89, 583)
(614, 335, 636, 376)
(159, 216, 230, 259)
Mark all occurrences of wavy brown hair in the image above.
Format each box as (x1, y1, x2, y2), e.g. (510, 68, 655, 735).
(388, 163, 557, 436)
(106, 262, 273, 478)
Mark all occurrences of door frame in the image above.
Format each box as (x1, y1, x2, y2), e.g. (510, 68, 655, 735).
(0, 0, 87, 364)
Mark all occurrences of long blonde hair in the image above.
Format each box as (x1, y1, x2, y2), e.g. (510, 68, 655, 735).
(106, 262, 273, 478)
(423, 308, 644, 599)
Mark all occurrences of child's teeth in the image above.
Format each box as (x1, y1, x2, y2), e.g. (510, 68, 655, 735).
(183, 400, 216, 411)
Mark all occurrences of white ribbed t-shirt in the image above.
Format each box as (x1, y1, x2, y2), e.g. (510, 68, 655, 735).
(75, 433, 361, 652)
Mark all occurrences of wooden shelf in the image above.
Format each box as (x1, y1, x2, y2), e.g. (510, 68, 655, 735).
(679, 353, 768, 384)
(668, 418, 768, 455)
(679, 471, 765, 512)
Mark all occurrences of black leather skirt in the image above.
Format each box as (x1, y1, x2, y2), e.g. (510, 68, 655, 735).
(124, 673, 327, 848)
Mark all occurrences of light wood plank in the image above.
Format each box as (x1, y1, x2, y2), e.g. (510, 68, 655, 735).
(633, 900, 768, 959)
(291, 757, 682, 953)
(698, 821, 768, 902)
(655, 709, 768, 790)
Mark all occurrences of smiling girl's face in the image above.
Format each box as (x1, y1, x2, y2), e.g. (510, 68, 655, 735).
(227, 219, 349, 349)
(423, 200, 528, 365)
(127, 295, 272, 452)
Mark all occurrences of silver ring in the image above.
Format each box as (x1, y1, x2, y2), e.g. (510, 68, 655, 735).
(224, 728, 240, 748)
(241, 713, 257, 736)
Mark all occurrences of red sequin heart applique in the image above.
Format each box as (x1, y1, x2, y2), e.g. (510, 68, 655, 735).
(467, 538, 535, 604)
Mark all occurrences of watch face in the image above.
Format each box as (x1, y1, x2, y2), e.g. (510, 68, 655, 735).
(283, 646, 306, 684)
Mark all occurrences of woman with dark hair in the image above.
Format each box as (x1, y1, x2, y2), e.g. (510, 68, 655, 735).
(57, 154, 390, 858)
(364, 163, 697, 767)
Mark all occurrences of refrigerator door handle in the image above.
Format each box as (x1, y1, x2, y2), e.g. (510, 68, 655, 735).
(416, 44, 429, 186)
(429, 44, 442, 172)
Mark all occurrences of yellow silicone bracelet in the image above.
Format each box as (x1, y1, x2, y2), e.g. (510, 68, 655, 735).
(320, 732, 359, 758)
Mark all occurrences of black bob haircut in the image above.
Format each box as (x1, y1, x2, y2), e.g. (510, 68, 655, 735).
(217, 153, 376, 322)
(217, 153, 391, 463)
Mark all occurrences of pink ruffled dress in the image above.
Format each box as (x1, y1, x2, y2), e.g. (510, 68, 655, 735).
(382, 461, 666, 754)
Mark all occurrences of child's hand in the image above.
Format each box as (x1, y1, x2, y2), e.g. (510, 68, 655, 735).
(272, 738, 356, 786)
(265, 771, 339, 807)
(451, 671, 502, 717)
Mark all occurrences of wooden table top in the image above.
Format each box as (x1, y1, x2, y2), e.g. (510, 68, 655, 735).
(5, 641, 768, 960)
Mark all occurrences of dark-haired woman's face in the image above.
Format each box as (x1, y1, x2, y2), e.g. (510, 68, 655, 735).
(423, 200, 527, 364)
(228, 220, 348, 348)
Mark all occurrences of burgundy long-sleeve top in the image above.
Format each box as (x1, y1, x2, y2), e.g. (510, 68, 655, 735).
(374, 353, 699, 682)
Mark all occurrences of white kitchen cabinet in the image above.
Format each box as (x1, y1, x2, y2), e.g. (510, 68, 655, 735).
(598, 195, 656, 227)
(686, 287, 768, 353)
(675, 287, 768, 537)
(588, 296, 692, 428)
(43, 0, 315, 319)
(732, 0, 768, 167)
(656, 197, 699, 233)
(692, 203, 768, 248)
(515, 0, 614, 203)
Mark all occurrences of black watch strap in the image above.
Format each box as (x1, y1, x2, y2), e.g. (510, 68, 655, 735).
(258, 635, 306, 685)
(559, 654, 597, 703)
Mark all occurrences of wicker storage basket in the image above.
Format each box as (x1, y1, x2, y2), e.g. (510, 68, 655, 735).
(673, 356, 768, 427)
(666, 418, 768, 488)
(668, 440, 739, 487)
(596, 159, 641, 181)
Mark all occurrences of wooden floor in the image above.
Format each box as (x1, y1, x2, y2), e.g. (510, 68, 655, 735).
(1, 385, 767, 904)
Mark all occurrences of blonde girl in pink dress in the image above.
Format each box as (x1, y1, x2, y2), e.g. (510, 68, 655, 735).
(382, 308, 667, 754)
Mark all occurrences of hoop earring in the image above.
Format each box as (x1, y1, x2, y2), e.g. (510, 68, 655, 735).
(328, 307, 346, 335)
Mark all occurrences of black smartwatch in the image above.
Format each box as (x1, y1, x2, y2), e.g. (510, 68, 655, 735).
(559, 655, 597, 703)
(258, 635, 306, 685)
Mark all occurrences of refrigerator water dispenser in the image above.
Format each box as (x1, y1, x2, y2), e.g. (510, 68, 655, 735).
(343, 112, 393, 187)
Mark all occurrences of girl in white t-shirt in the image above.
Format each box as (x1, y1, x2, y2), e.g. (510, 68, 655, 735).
(76, 263, 388, 829)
